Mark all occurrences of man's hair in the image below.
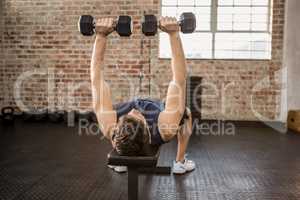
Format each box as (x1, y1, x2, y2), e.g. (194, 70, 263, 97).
(113, 115, 149, 156)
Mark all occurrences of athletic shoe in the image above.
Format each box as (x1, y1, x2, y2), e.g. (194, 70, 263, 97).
(172, 157, 196, 174)
(108, 165, 127, 173)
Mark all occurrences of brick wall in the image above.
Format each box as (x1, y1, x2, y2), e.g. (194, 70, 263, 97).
(0, 0, 285, 121)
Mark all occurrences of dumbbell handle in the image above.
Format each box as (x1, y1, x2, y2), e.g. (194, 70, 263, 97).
(157, 20, 183, 30)
(157, 18, 184, 26)
(92, 19, 118, 31)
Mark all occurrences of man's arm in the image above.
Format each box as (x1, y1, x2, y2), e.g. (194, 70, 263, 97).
(158, 17, 187, 140)
(91, 18, 116, 140)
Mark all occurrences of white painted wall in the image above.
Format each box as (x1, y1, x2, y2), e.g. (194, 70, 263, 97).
(282, 0, 300, 121)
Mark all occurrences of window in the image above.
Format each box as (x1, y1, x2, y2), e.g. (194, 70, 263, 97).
(159, 0, 272, 60)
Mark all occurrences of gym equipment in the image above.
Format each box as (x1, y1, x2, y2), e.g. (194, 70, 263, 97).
(89, 112, 97, 123)
(80, 111, 97, 123)
(35, 111, 48, 122)
(23, 112, 34, 122)
(288, 110, 300, 133)
(77, 111, 91, 122)
(48, 110, 64, 123)
(23, 109, 48, 122)
(78, 15, 132, 37)
(107, 147, 171, 200)
(142, 12, 196, 36)
(63, 110, 79, 124)
(1, 107, 15, 125)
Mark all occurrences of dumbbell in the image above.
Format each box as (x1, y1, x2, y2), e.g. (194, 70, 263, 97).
(1, 107, 15, 125)
(142, 12, 196, 36)
(78, 15, 132, 37)
(48, 110, 64, 123)
(23, 109, 48, 122)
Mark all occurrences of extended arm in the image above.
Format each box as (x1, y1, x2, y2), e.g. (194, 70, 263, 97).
(91, 18, 116, 140)
(158, 17, 187, 140)
(167, 32, 187, 111)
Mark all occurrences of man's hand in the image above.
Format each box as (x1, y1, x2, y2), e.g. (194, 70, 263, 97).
(159, 17, 180, 35)
(95, 18, 115, 36)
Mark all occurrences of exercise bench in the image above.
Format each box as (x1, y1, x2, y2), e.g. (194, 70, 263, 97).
(107, 147, 171, 200)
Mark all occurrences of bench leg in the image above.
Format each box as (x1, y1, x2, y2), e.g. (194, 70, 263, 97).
(128, 167, 138, 200)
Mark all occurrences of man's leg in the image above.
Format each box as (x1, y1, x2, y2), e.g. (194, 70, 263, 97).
(176, 109, 192, 162)
(173, 108, 195, 174)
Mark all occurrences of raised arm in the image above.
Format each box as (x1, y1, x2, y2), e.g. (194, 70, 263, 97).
(167, 29, 187, 113)
(91, 18, 116, 140)
(158, 17, 187, 140)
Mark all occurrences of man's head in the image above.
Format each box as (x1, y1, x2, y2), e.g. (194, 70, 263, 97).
(113, 110, 150, 156)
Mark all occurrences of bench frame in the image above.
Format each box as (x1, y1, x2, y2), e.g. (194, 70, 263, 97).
(107, 149, 171, 200)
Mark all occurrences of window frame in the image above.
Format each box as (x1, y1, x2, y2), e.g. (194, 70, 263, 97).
(159, 0, 273, 60)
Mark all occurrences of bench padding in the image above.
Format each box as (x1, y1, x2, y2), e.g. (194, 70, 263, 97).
(107, 147, 160, 167)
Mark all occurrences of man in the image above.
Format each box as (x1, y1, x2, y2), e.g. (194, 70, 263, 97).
(91, 16, 195, 174)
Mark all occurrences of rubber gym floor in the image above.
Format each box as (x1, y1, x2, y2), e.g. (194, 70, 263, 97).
(1, 120, 300, 200)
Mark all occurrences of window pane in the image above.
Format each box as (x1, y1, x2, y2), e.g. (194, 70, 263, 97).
(178, 0, 195, 6)
(252, 7, 268, 15)
(162, 0, 177, 6)
(218, 0, 233, 5)
(233, 22, 251, 30)
(163, 0, 211, 6)
(233, 51, 251, 59)
(161, 6, 178, 16)
(194, 7, 211, 30)
(218, 7, 250, 30)
(233, 14, 251, 30)
(251, 23, 268, 31)
(178, 0, 211, 6)
(215, 33, 271, 59)
(219, 0, 268, 6)
(218, 6, 269, 31)
(252, 0, 269, 6)
(234, 0, 251, 5)
(218, 23, 233, 30)
(234, 14, 250, 23)
(252, 14, 268, 23)
(161, 0, 272, 60)
(159, 32, 213, 59)
(252, 51, 271, 59)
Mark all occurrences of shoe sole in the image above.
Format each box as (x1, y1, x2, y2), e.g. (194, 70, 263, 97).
(173, 168, 195, 175)
(186, 168, 196, 172)
(172, 169, 186, 174)
(108, 165, 115, 169)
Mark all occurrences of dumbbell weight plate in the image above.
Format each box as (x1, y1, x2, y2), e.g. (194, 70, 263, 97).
(142, 15, 158, 36)
(116, 16, 132, 37)
(179, 12, 196, 34)
(78, 15, 95, 36)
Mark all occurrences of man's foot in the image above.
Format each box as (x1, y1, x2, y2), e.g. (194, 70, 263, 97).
(172, 158, 196, 174)
(108, 165, 127, 173)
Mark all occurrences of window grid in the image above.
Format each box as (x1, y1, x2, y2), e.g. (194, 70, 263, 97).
(160, 0, 273, 60)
